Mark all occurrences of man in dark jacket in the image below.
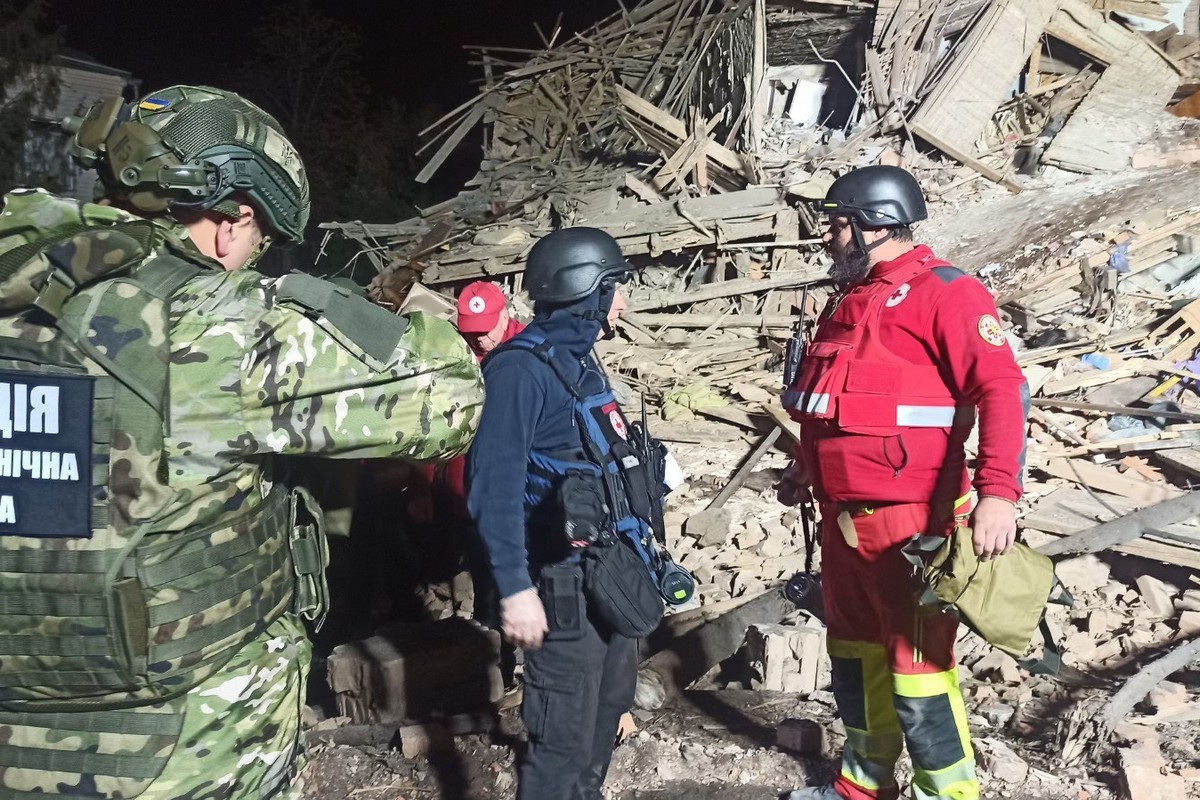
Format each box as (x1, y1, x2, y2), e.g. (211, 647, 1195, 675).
(468, 227, 638, 800)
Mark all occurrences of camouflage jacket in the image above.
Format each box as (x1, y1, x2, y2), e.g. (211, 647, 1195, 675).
(0, 188, 483, 532)
(0, 189, 483, 712)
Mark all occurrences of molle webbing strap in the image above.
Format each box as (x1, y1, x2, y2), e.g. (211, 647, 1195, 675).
(0, 224, 89, 284)
(0, 741, 167, 781)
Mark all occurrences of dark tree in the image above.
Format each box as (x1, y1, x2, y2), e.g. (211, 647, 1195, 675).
(231, 0, 369, 227)
(232, 1, 454, 277)
(0, 0, 61, 195)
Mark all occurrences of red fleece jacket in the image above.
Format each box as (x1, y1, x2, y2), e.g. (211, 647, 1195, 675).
(415, 320, 526, 518)
(800, 245, 1028, 505)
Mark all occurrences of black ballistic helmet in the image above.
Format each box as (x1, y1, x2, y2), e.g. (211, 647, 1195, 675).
(821, 165, 927, 228)
(525, 227, 632, 304)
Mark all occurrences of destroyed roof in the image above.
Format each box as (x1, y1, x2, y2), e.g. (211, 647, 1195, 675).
(319, 0, 1188, 299)
(311, 4, 1200, 494)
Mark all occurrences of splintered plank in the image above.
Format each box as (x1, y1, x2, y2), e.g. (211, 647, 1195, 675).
(415, 104, 486, 185)
(1037, 458, 1182, 504)
(1154, 447, 1200, 480)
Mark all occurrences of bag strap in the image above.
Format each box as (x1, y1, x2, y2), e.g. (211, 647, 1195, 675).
(32, 222, 160, 319)
(53, 255, 203, 419)
(498, 337, 660, 565)
(1017, 575, 1075, 675)
(901, 533, 961, 606)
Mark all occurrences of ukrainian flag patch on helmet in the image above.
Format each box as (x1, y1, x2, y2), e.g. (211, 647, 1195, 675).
(138, 96, 171, 111)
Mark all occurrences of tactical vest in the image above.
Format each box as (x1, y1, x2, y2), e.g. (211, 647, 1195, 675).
(495, 333, 660, 570)
(784, 253, 973, 436)
(0, 191, 325, 717)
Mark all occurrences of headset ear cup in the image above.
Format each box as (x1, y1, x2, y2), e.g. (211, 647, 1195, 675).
(68, 97, 128, 169)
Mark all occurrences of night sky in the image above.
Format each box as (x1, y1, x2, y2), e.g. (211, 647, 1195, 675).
(47, 0, 619, 109)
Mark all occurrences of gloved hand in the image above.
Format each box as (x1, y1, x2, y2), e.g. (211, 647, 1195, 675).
(776, 460, 812, 507)
(501, 588, 548, 650)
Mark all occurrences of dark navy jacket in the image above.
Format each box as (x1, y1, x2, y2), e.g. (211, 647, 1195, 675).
(466, 291, 609, 599)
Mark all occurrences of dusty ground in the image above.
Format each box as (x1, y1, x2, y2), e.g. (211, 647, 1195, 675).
(300, 682, 1154, 800)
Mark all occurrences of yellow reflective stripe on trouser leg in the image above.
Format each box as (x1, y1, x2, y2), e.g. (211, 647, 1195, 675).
(892, 668, 979, 800)
(828, 639, 903, 794)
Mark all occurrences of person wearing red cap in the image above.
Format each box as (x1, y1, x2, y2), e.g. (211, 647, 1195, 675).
(405, 282, 526, 633)
(457, 281, 526, 360)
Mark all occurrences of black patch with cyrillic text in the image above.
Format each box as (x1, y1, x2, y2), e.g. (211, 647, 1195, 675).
(0, 369, 94, 538)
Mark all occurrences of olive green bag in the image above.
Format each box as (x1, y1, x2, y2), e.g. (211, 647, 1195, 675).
(903, 526, 1072, 673)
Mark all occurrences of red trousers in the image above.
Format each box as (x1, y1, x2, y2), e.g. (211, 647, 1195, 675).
(820, 501, 978, 800)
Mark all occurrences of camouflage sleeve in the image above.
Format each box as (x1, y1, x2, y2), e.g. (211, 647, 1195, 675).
(239, 298, 484, 462)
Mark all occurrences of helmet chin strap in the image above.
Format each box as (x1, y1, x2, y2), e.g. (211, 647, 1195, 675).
(573, 281, 617, 339)
(850, 220, 894, 253)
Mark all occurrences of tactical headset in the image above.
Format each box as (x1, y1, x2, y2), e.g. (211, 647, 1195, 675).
(63, 86, 309, 245)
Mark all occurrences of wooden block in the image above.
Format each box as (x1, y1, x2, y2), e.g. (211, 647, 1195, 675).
(1115, 725, 1188, 800)
(1179, 610, 1200, 637)
(1136, 574, 1178, 618)
(746, 623, 826, 695)
(1041, 365, 1138, 395)
(776, 718, 827, 756)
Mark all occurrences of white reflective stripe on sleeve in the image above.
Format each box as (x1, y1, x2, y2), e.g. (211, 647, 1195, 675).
(783, 391, 830, 414)
(896, 405, 960, 427)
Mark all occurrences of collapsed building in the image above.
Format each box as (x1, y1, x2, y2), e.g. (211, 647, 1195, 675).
(309, 3, 1200, 798)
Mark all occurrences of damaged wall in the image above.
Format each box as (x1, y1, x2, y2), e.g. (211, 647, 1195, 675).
(1044, 0, 1183, 172)
(907, 0, 1060, 163)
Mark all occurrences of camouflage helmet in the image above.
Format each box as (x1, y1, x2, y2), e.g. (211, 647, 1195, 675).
(66, 85, 310, 244)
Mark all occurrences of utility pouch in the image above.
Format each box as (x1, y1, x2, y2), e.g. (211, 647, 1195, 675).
(610, 439, 656, 522)
(539, 563, 586, 641)
(558, 471, 608, 548)
(581, 533, 664, 638)
(903, 526, 1072, 672)
(289, 485, 330, 631)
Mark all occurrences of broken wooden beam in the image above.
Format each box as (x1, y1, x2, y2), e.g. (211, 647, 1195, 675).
(415, 104, 487, 185)
(623, 312, 796, 329)
(627, 268, 824, 312)
(1061, 635, 1200, 767)
(635, 586, 792, 708)
(1036, 490, 1200, 558)
(306, 711, 497, 757)
(1031, 397, 1200, 423)
(911, 122, 1024, 193)
(708, 427, 783, 510)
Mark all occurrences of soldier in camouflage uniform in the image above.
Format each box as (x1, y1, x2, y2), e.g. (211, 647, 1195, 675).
(0, 85, 483, 799)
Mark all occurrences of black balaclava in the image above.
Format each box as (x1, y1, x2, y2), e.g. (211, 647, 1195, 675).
(527, 279, 614, 361)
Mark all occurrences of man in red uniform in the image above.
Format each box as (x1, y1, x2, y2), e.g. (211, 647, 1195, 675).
(781, 166, 1029, 800)
(408, 282, 527, 520)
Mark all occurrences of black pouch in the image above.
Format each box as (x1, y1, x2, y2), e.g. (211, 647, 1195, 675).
(610, 439, 656, 522)
(539, 563, 586, 641)
(558, 472, 608, 548)
(581, 536, 664, 638)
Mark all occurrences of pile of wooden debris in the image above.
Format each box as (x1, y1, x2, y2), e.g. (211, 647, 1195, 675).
(318, 0, 1192, 358)
(308, 5, 1200, 791)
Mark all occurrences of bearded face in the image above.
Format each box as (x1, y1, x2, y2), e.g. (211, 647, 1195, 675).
(828, 228, 871, 290)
